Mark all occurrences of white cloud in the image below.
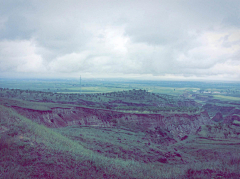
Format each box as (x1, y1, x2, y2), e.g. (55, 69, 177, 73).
(0, 0, 240, 80)
(48, 52, 90, 73)
(0, 39, 46, 73)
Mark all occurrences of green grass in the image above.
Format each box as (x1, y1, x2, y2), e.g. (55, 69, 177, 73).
(1, 78, 240, 178)
(233, 120, 240, 125)
(1, 103, 240, 178)
(0, 105, 86, 152)
(0, 97, 75, 111)
(148, 87, 198, 95)
(1, 105, 184, 178)
(53, 126, 162, 162)
(0, 87, 202, 115)
(61, 86, 133, 94)
(213, 95, 240, 101)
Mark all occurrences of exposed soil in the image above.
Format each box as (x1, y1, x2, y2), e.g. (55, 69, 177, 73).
(12, 106, 212, 141)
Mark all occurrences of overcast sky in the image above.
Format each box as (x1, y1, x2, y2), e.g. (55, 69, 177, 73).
(0, 0, 240, 81)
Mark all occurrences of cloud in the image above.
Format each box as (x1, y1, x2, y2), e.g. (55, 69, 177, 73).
(0, 0, 240, 80)
(0, 16, 7, 30)
(48, 52, 90, 73)
(0, 39, 46, 73)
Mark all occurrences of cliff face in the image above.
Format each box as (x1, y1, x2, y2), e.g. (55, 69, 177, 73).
(202, 104, 235, 117)
(115, 111, 212, 140)
(196, 123, 240, 139)
(222, 109, 240, 125)
(12, 106, 212, 141)
(12, 106, 116, 128)
(161, 111, 212, 139)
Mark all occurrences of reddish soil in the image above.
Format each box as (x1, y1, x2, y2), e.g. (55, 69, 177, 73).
(212, 112, 223, 122)
(12, 106, 212, 140)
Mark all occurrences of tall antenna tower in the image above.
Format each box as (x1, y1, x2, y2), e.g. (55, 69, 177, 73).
(80, 76, 82, 95)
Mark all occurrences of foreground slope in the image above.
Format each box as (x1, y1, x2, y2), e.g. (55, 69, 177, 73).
(0, 105, 168, 178)
(1, 88, 240, 178)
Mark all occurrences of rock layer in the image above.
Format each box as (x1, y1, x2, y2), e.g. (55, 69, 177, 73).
(12, 106, 212, 141)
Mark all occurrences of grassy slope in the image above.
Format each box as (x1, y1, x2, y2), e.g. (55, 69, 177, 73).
(0, 105, 182, 178)
(53, 126, 170, 164)
(1, 100, 240, 178)
(0, 88, 201, 114)
(0, 97, 75, 111)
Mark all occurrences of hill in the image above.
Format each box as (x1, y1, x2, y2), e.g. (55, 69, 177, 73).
(1, 88, 240, 178)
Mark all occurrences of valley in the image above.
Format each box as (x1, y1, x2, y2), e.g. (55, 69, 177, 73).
(1, 79, 240, 178)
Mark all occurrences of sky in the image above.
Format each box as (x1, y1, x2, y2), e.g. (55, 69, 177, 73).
(0, 0, 240, 81)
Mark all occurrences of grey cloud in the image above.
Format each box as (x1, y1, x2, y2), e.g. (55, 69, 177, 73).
(0, 0, 240, 80)
(222, 16, 240, 28)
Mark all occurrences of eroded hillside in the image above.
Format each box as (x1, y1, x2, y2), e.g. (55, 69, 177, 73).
(1, 88, 240, 178)
(12, 105, 212, 141)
